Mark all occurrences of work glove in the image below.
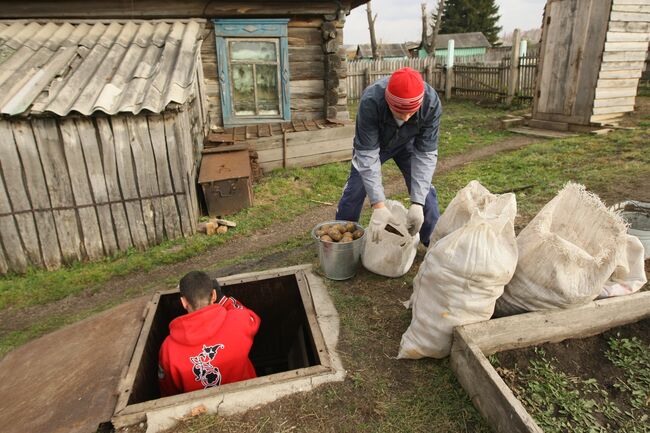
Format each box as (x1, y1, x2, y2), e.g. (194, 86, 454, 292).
(406, 203, 424, 236)
(370, 206, 393, 226)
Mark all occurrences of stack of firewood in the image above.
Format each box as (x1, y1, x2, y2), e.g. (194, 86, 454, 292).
(197, 218, 237, 236)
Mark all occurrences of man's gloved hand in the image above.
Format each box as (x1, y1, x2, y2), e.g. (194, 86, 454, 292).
(406, 203, 424, 236)
(370, 205, 393, 225)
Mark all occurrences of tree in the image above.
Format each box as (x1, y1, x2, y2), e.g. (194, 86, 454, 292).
(429, 0, 445, 55)
(440, 0, 502, 45)
(366, 1, 379, 58)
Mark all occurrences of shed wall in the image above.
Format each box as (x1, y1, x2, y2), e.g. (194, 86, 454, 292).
(0, 107, 199, 274)
(590, 0, 650, 124)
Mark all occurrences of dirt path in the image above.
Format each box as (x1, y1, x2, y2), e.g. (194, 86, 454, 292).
(0, 135, 539, 341)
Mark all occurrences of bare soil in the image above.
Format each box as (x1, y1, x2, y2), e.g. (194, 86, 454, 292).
(0, 135, 539, 340)
(496, 319, 650, 429)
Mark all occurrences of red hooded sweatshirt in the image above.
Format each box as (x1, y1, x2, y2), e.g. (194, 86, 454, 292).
(158, 296, 260, 396)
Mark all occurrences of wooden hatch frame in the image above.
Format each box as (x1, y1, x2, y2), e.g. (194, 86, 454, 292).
(111, 264, 344, 429)
(450, 291, 650, 433)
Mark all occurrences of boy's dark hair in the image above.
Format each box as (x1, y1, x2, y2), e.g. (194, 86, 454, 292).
(179, 271, 213, 310)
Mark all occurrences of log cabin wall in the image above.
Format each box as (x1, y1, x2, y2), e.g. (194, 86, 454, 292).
(200, 16, 348, 128)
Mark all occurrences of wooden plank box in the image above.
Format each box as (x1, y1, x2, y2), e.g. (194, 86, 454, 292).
(450, 291, 650, 433)
(111, 265, 344, 431)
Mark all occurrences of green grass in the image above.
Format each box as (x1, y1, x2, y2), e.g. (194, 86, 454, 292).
(501, 343, 649, 433)
(432, 127, 650, 219)
(605, 335, 650, 410)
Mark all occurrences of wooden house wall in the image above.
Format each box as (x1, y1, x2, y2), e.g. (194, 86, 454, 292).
(199, 18, 348, 128)
(591, 0, 650, 124)
(0, 109, 199, 274)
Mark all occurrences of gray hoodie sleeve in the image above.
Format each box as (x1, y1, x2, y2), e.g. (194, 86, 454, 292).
(410, 149, 437, 205)
(352, 148, 385, 205)
(352, 95, 385, 204)
(410, 88, 442, 204)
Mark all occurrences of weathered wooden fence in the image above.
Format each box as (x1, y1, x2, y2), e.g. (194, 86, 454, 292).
(0, 111, 199, 274)
(347, 46, 539, 103)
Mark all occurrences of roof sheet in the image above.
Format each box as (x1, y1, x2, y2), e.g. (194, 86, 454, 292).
(0, 20, 204, 116)
(434, 32, 491, 49)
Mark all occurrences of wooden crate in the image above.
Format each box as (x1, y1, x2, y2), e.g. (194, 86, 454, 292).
(450, 291, 650, 433)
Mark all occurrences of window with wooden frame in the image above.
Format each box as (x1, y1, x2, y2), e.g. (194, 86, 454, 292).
(213, 19, 290, 127)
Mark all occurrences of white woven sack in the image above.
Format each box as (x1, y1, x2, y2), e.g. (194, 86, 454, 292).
(599, 234, 647, 298)
(399, 182, 518, 359)
(362, 200, 419, 278)
(497, 182, 629, 314)
(427, 180, 494, 247)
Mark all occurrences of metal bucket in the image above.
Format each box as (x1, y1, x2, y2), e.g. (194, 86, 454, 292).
(613, 201, 650, 259)
(312, 220, 366, 280)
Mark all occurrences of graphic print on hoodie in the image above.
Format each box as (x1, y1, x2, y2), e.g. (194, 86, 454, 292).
(158, 296, 260, 396)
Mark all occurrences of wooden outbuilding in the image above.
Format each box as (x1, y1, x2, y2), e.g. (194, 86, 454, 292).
(0, 20, 205, 274)
(531, 0, 650, 129)
(0, 1, 366, 273)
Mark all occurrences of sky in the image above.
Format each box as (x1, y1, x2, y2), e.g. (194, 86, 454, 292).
(343, 0, 547, 45)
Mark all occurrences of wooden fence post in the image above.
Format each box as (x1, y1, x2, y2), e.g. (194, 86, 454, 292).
(445, 39, 454, 101)
(506, 29, 521, 105)
(364, 67, 370, 91)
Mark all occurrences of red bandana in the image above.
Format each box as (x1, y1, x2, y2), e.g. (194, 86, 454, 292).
(385, 67, 425, 114)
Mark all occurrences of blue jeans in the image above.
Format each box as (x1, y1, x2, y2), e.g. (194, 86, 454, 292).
(335, 142, 440, 246)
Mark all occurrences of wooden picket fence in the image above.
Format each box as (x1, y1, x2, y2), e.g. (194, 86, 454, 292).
(346, 47, 540, 103)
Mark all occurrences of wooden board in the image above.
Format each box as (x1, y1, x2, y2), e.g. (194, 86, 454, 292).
(598, 69, 642, 79)
(60, 119, 104, 261)
(0, 167, 27, 273)
(603, 41, 649, 52)
(75, 118, 118, 256)
(592, 96, 637, 107)
(451, 329, 543, 433)
(0, 121, 42, 267)
(177, 110, 198, 233)
(96, 117, 133, 251)
(148, 115, 182, 240)
(13, 120, 62, 270)
(163, 112, 193, 237)
(128, 117, 162, 245)
(31, 118, 83, 263)
(450, 292, 650, 433)
(112, 116, 149, 250)
(534, 0, 612, 125)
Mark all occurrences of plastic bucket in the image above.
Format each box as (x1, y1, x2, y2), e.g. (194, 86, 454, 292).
(312, 220, 366, 280)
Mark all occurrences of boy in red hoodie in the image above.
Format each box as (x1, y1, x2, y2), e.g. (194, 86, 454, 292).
(158, 271, 261, 396)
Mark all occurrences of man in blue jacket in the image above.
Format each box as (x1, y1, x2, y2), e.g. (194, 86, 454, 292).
(336, 67, 441, 246)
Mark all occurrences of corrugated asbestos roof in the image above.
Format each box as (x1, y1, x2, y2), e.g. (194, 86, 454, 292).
(0, 20, 204, 116)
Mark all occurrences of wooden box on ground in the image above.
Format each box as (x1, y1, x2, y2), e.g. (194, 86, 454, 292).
(111, 264, 344, 432)
(450, 291, 650, 433)
(198, 148, 254, 216)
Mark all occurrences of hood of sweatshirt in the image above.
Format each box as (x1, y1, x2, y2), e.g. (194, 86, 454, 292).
(168, 303, 227, 346)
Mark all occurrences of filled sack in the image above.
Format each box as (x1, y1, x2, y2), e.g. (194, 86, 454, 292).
(599, 234, 647, 298)
(399, 181, 518, 359)
(496, 182, 631, 315)
(362, 200, 419, 278)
